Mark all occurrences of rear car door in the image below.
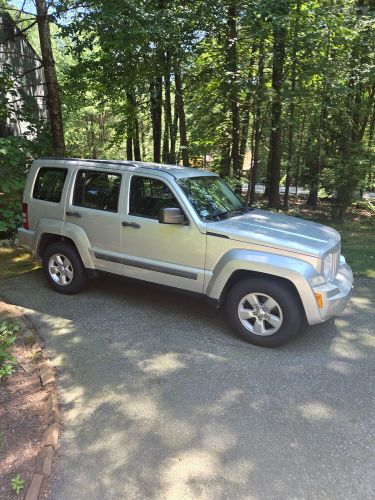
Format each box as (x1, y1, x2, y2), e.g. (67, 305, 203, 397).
(65, 168, 123, 275)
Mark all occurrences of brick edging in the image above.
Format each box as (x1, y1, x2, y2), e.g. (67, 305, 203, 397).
(25, 351, 60, 500)
(0, 299, 61, 500)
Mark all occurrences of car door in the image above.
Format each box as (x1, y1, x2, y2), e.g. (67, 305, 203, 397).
(121, 173, 206, 293)
(65, 167, 123, 275)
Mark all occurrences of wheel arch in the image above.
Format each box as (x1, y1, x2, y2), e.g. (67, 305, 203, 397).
(221, 269, 301, 302)
(37, 233, 78, 259)
(36, 224, 95, 269)
(206, 249, 321, 325)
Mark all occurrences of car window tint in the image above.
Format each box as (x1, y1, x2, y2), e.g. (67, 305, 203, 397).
(33, 167, 67, 203)
(73, 170, 121, 212)
(129, 176, 180, 218)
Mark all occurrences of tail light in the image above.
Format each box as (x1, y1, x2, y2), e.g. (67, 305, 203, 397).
(22, 202, 29, 230)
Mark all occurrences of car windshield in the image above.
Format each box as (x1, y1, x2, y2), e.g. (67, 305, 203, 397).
(177, 176, 251, 221)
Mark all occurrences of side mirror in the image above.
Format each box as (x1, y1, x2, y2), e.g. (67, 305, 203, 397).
(159, 207, 185, 224)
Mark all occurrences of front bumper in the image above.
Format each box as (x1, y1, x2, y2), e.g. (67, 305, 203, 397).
(310, 262, 353, 324)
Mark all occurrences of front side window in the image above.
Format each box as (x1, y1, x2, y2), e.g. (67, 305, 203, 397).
(177, 176, 244, 220)
(33, 167, 67, 203)
(129, 176, 180, 218)
(73, 170, 121, 212)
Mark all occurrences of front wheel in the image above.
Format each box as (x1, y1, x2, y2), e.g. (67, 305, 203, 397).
(225, 278, 302, 347)
(42, 242, 88, 294)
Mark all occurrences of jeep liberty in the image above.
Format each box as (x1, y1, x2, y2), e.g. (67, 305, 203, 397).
(18, 158, 353, 347)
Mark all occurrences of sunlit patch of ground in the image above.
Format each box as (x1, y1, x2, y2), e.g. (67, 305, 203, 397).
(0, 247, 40, 281)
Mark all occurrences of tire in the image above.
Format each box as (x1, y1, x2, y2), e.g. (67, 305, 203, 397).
(224, 278, 302, 347)
(42, 241, 88, 295)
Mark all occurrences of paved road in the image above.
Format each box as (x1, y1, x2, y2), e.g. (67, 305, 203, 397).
(244, 184, 375, 199)
(2, 272, 375, 499)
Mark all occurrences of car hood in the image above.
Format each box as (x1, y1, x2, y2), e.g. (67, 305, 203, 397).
(206, 209, 340, 258)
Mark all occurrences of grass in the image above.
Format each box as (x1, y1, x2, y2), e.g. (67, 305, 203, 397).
(0, 247, 40, 281)
(325, 219, 375, 278)
(0, 213, 374, 281)
(283, 199, 375, 278)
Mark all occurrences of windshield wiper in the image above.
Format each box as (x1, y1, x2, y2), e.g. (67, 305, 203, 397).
(206, 205, 254, 221)
(222, 205, 255, 218)
(205, 204, 255, 221)
(239, 204, 254, 213)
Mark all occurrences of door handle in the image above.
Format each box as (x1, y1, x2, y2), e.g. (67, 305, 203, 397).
(66, 210, 82, 218)
(122, 221, 140, 229)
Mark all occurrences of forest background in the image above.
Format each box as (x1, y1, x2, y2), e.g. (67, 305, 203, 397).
(0, 0, 374, 273)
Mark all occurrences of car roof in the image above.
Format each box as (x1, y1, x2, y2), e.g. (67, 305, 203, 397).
(36, 157, 216, 179)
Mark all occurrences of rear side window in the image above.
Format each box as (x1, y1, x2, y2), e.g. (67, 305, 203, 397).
(73, 170, 121, 212)
(33, 167, 67, 203)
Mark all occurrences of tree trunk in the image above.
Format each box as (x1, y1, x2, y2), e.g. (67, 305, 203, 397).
(139, 119, 146, 160)
(133, 120, 141, 161)
(359, 82, 375, 140)
(162, 51, 173, 163)
(268, 16, 287, 208)
(127, 92, 141, 161)
(284, 0, 301, 210)
(149, 77, 162, 163)
(126, 135, 133, 161)
(174, 58, 189, 166)
(245, 113, 255, 205)
(249, 40, 265, 205)
(295, 112, 306, 194)
(368, 100, 374, 186)
(306, 43, 330, 209)
(170, 98, 178, 165)
(220, 139, 231, 177)
(239, 103, 251, 172)
(305, 116, 324, 209)
(239, 43, 258, 171)
(35, 0, 65, 156)
(227, 2, 241, 179)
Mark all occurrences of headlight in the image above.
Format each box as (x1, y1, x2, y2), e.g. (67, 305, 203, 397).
(322, 253, 332, 281)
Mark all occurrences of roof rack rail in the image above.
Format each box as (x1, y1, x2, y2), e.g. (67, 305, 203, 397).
(39, 157, 135, 166)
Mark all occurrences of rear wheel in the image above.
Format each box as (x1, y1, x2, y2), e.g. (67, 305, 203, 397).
(225, 278, 302, 347)
(42, 242, 87, 294)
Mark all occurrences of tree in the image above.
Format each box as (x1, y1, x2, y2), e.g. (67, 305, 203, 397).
(35, 0, 65, 155)
(267, 1, 288, 208)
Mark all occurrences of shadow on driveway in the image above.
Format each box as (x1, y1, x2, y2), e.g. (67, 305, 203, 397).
(1, 271, 374, 499)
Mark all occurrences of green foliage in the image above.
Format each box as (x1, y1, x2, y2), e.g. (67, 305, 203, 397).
(0, 136, 30, 236)
(329, 219, 375, 278)
(10, 474, 25, 495)
(0, 62, 52, 238)
(0, 319, 20, 381)
(2, 0, 374, 218)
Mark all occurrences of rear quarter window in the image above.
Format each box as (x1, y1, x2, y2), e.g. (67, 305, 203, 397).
(73, 170, 121, 212)
(33, 167, 68, 203)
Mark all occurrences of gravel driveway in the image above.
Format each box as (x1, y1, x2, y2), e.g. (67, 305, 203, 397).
(1, 271, 374, 499)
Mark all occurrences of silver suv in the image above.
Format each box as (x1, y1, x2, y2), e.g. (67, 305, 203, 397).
(18, 158, 353, 347)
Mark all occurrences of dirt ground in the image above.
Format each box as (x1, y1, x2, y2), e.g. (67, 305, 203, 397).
(0, 305, 49, 499)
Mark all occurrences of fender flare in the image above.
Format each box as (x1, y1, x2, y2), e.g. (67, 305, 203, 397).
(206, 249, 321, 324)
(61, 222, 95, 269)
(35, 220, 95, 269)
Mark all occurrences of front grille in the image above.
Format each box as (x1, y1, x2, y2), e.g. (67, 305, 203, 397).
(332, 244, 340, 279)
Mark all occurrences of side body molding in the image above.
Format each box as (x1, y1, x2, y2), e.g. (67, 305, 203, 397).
(205, 249, 321, 325)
